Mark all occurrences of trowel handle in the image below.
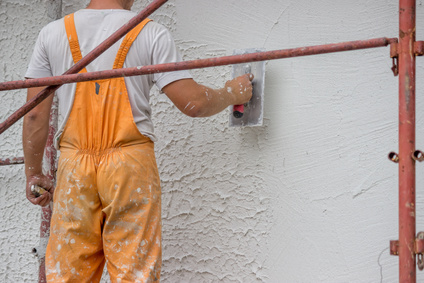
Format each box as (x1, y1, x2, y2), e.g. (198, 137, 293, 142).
(233, 64, 251, 119)
(31, 184, 47, 198)
(233, 104, 244, 118)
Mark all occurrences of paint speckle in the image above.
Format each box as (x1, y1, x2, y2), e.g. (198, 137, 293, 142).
(55, 262, 61, 276)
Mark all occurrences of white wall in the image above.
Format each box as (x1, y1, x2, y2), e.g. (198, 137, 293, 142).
(1, 0, 424, 282)
(0, 0, 62, 282)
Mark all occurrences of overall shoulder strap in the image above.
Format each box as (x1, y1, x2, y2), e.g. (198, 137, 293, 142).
(113, 18, 152, 69)
(64, 14, 84, 65)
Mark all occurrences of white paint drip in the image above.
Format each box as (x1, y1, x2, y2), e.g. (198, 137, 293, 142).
(183, 102, 192, 111)
(55, 262, 61, 276)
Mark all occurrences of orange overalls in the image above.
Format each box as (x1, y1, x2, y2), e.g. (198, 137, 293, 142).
(45, 14, 161, 283)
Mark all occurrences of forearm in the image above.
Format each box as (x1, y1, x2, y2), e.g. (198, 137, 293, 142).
(184, 84, 235, 117)
(163, 76, 253, 118)
(23, 115, 49, 176)
(22, 87, 53, 177)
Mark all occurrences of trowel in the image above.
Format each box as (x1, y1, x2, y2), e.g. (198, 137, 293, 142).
(229, 48, 266, 127)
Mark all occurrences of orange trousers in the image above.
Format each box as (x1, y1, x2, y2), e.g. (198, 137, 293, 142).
(46, 142, 161, 282)
(45, 14, 161, 282)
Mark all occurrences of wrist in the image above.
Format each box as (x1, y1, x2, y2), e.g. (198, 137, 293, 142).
(25, 167, 43, 178)
(222, 83, 237, 106)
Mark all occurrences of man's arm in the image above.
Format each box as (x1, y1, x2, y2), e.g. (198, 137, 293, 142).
(22, 86, 55, 206)
(162, 74, 253, 118)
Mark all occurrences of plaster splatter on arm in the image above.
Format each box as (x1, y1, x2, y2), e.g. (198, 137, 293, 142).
(162, 75, 253, 118)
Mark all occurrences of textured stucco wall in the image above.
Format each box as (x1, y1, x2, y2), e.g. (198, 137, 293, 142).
(0, 1, 61, 282)
(1, 0, 424, 282)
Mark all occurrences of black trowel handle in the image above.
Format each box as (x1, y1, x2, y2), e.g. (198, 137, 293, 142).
(233, 65, 251, 118)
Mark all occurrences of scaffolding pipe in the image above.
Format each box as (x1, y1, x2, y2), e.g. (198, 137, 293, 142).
(0, 157, 24, 166)
(0, 37, 396, 92)
(398, 0, 416, 282)
(37, 97, 58, 283)
(0, 0, 167, 136)
(0, 37, 396, 135)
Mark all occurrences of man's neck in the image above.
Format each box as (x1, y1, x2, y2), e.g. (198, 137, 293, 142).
(86, 0, 126, 10)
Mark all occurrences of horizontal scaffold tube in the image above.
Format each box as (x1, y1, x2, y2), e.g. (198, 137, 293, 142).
(0, 0, 168, 135)
(0, 37, 396, 92)
(0, 157, 24, 166)
(0, 36, 396, 135)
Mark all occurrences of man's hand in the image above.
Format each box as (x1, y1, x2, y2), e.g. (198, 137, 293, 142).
(224, 73, 254, 106)
(26, 174, 54, 207)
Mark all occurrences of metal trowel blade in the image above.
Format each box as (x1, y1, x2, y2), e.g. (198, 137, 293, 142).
(229, 48, 266, 127)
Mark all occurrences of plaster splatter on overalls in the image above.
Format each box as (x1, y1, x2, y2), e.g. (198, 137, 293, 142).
(45, 14, 161, 283)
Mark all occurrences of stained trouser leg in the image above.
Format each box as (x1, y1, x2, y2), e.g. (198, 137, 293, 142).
(46, 150, 106, 282)
(99, 144, 162, 283)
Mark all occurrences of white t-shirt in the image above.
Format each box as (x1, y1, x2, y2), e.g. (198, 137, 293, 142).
(25, 9, 192, 146)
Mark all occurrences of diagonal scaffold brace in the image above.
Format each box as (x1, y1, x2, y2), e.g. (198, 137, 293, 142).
(0, 0, 168, 136)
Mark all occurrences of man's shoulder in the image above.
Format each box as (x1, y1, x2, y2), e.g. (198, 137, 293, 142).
(39, 17, 65, 37)
(140, 21, 173, 42)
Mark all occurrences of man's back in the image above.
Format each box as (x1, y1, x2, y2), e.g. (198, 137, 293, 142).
(26, 9, 192, 145)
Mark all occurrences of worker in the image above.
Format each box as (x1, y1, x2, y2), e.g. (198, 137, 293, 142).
(22, 0, 253, 282)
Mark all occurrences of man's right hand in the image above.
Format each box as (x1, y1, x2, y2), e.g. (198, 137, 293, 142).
(26, 174, 54, 207)
(224, 73, 254, 106)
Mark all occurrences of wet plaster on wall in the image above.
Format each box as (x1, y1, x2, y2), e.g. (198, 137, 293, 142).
(2, 0, 424, 282)
(133, 2, 273, 282)
(154, 90, 272, 282)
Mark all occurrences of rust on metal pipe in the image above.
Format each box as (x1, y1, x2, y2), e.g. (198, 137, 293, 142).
(397, 0, 416, 282)
(389, 152, 400, 163)
(415, 41, 424, 56)
(0, 157, 24, 166)
(0, 0, 168, 136)
(391, 240, 400, 255)
(0, 37, 396, 92)
(412, 150, 424, 162)
(38, 97, 58, 283)
(38, 203, 51, 283)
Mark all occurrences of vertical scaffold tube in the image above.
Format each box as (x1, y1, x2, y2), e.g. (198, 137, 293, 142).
(38, 96, 58, 283)
(398, 0, 416, 282)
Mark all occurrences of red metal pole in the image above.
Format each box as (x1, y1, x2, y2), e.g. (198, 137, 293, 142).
(0, 157, 24, 166)
(0, 37, 396, 135)
(398, 0, 416, 282)
(37, 96, 58, 283)
(0, 37, 396, 93)
(0, 0, 167, 136)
